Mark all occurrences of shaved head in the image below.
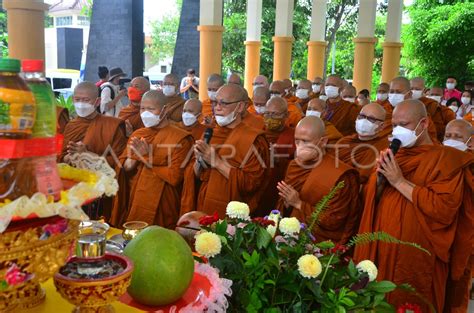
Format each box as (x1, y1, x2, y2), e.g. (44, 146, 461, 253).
(392, 100, 431, 146)
(253, 75, 269, 88)
(266, 96, 288, 113)
(164, 73, 179, 86)
(298, 79, 312, 90)
(228, 73, 242, 85)
(341, 85, 357, 98)
(325, 75, 343, 89)
(75, 81, 99, 98)
(131, 76, 150, 92)
(394, 99, 427, 121)
(390, 77, 411, 94)
(410, 77, 426, 91)
(74, 81, 100, 109)
(183, 98, 202, 114)
(313, 77, 323, 84)
(282, 79, 292, 89)
(377, 83, 390, 94)
(269, 80, 285, 95)
(428, 87, 444, 97)
(253, 86, 270, 106)
(208, 73, 225, 90)
(296, 116, 326, 140)
(445, 119, 473, 144)
(142, 90, 167, 109)
(217, 84, 247, 103)
(361, 102, 386, 121)
(307, 98, 327, 112)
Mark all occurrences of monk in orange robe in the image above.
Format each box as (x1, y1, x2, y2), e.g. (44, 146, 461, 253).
(354, 100, 474, 312)
(335, 103, 389, 184)
(412, 78, 455, 141)
(246, 86, 269, 124)
(162, 73, 186, 123)
(252, 75, 269, 90)
(276, 116, 360, 244)
(282, 78, 298, 105)
(311, 76, 323, 99)
(270, 80, 303, 128)
(110, 90, 163, 227)
(201, 73, 224, 126)
(463, 109, 474, 127)
(428, 86, 457, 132)
(118, 76, 150, 134)
(60, 82, 127, 220)
(180, 84, 269, 218)
(60, 82, 127, 168)
(376, 82, 392, 121)
(442, 120, 474, 313)
(306, 98, 343, 144)
(241, 88, 265, 130)
(56, 106, 69, 134)
(294, 79, 314, 113)
(125, 90, 194, 228)
(322, 75, 360, 136)
(341, 85, 357, 105)
(178, 99, 206, 140)
(255, 96, 296, 216)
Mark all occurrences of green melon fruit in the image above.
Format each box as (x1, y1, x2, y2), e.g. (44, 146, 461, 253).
(123, 226, 194, 306)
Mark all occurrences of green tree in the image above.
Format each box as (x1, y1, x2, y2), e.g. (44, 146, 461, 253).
(401, 0, 474, 87)
(0, 10, 7, 57)
(146, 0, 182, 64)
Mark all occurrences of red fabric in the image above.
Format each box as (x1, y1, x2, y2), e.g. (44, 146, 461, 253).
(0, 136, 61, 158)
(444, 88, 462, 101)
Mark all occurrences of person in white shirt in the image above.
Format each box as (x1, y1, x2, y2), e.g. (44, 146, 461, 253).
(100, 67, 127, 117)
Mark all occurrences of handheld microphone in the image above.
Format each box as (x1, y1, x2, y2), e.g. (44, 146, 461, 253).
(376, 138, 401, 187)
(197, 128, 214, 173)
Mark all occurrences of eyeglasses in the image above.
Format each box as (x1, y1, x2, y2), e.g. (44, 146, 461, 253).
(215, 99, 243, 107)
(263, 112, 286, 118)
(357, 113, 384, 123)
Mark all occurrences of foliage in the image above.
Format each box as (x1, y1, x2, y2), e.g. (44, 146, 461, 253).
(0, 11, 7, 58)
(146, 0, 182, 64)
(56, 94, 75, 118)
(80, 0, 94, 19)
(401, 1, 474, 87)
(194, 184, 430, 312)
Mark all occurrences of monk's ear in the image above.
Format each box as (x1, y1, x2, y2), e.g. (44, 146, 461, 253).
(320, 136, 329, 147)
(406, 90, 413, 100)
(419, 117, 429, 131)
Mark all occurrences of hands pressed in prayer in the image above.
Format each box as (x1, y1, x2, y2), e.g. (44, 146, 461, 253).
(130, 137, 149, 157)
(376, 149, 404, 187)
(277, 181, 302, 210)
(125, 120, 133, 137)
(67, 141, 87, 154)
(194, 140, 217, 166)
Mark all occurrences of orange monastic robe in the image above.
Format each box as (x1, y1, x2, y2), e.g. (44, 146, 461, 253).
(354, 145, 474, 312)
(60, 114, 127, 167)
(324, 120, 343, 145)
(56, 106, 69, 134)
(118, 103, 144, 131)
(177, 121, 206, 141)
(201, 99, 213, 123)
(256, 126, 296, 216)
(324, 99, 361, 136)
(377, 99, 393, 123)
(166, 95, 185, 122)
(277, 154, 360, 244)
(242, 112, 265, 130)
(420, 97, 454, 141)
(126, 125, 193, 228)
(284, 95, 304, 128)
(180, 123, 270, 218)
(110, 126, 160, 227)
(335, 133, 389, 184)
(463, 112, 473, 126)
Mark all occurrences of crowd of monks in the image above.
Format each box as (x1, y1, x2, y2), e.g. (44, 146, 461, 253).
(57, 71, 473, 313)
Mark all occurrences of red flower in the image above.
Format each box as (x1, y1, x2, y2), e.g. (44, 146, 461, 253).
(397, 303, 422, 313)
(329, 243, 348, 254)
(252, 217, 275, 227)
(5, 264, 27, 286)
(43, 219, 68, 236)
(199, 212, 219, 226)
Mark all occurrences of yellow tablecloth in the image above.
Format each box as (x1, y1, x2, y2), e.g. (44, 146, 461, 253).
(24, 227, 143, 313)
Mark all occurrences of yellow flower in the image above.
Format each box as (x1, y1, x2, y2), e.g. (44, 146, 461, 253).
(297, 254, 322, 279)
(226, 201, 250, 219)
(194, 232, 222, 258)
(356, 260, 378, 282)
(279, 217, 301, 235)
(266, 225, 277, 238)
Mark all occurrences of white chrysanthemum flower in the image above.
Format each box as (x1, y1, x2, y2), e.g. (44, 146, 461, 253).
(278, 217, 301, 235)
(226, 201, 250, 219)
(356, 260, 378, 282)
(297, 254, 322, 279)
(194, 232, 222, 258)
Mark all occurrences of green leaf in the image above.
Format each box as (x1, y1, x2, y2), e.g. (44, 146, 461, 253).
(215, 219, 227, 236)
(316, 240, 335, 250)
(367, 281, 397, 293)
(339, 297, 355, 307)
(257, 226, 272, 249)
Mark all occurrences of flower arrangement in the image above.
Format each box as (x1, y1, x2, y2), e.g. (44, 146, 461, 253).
(193, 182, 430, 312)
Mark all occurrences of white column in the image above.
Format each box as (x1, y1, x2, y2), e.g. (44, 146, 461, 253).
(357, 0, 377, 38)
(385, 0, 403, 42)
(199, 0, 223, 25)
(309, 0, 327, 41)
(275, 0, 294, 36)
(246, 0, 262, 41)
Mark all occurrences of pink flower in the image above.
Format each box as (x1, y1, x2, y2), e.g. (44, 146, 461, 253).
(5, 264, 27, 286)
(226, 225, 236, 236)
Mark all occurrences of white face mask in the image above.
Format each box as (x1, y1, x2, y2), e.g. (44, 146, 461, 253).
(208, 90, 217, 101)
(140, 111, 161, 128)
(253, 84, 263, 92)
(254, 105, 266, 114)
(74, 102, 96, 117)
(388, 93, 405, 107)
(446, 82, 455, 90)
(443, 138, 469, 152)
(411, 90, 423, 100)
(376, 93, 388, 101)
(356, 119, 379, 137)
(215, 108, 237, 127)
(448, 105, 458, 113)
(270, 93, 281, 98)
(305, 110, 321, 118)
(319, 95, 328, 101)
(343, 97, 355, 103)
(427, 95, 441, 103)
(461, 97, 471, 105)
(295, 89, 309, 100)
(441, 100, 447, 106)
(312, 84, 321, 93)
(325, 86, 340, 99)
(182, 112, 198, 126)
(163, 85, 176, 97)
(391, 120, 423, 148)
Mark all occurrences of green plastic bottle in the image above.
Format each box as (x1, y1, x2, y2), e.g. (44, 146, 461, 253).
(22, 59, 57, 137)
